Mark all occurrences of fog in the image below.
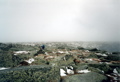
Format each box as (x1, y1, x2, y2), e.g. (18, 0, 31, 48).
(0, 0, 120, 42)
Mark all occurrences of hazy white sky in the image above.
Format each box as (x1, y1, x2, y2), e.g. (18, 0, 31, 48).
(0, 0, 120, 42)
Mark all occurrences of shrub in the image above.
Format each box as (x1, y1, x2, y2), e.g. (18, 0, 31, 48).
(106, 55, 120, 61)
(0, 65, 60, 82)
(88, 63, 113, 74)
(0, 51, 31, 67)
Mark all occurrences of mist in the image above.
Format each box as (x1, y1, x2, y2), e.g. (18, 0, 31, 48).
(0, 0, 120, 42)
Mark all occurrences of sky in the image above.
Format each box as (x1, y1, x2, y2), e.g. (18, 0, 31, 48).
(0, 0, 120, 42)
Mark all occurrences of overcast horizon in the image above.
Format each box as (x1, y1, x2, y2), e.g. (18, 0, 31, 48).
(0, 0, 120, 42)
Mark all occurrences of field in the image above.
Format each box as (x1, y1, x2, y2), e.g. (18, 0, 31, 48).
(0, 42, 120, 82)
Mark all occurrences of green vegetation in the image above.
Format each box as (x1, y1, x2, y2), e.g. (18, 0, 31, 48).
(0, 51, 31, 67)
(0, 65, 60, 82)
(106, 54, 120, 61)
(0, 43, 38, 67)
(87, 54, 98, 58)
(88, 63, 113, 74)
(61, 72, 108, 82)
(77, 46, 84, 50)
(33, 58, 47, 65)
(0, 42, 119, 82)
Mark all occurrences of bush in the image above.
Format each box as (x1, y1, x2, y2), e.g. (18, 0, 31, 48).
(58, 46, 65, 49)
(0, 51, 30, 67)
(0, 65, 60, 82)
(106, 54, 120, 61)
(88, 63, 113, 74)
(89, 48, 99, 52)
(61, 72, 108, 82)
(87, 54, 98, 58)
(77, 46, 84, 50)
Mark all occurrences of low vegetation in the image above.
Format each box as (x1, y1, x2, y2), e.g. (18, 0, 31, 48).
(0, 42, 119, 82)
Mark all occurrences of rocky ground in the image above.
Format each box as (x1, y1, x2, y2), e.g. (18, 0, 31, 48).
(0, 42, 120, 82)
